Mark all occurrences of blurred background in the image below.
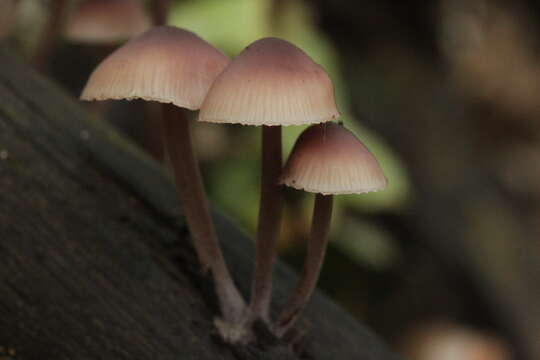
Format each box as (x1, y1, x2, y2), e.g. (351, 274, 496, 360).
(2, 0, 540, 359)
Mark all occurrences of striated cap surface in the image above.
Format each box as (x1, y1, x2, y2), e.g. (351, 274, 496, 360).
(199, 37, 339, 126)
(280, 123, 387, 195)
(65, 0, 151, 44)
(81, 26, 230, 109)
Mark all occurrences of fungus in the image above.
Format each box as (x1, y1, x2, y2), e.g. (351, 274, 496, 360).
(81, 26, 245, 326)
(65, 0, 151, 44)
(199, 37, 340, 325)
(274, 122, 387, 337)
(34, 0, 69, 71)
(149, 0, 171, 26)
(65, 0, 160, 157)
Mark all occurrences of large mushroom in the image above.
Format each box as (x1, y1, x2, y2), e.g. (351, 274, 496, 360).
(34, 0, 154, 71)
(81, 26, 246, 328)
(199, 37, 340, 326)
(275, 122, 387, 337)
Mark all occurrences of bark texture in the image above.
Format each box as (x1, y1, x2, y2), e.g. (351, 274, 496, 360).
(0, 46, 400, 360)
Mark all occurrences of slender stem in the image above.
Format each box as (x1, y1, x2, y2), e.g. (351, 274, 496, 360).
(34, 0, 69, 71)
(274, 193, 333, 337)
(163, 104, 245, 321)
(145, 103, 165, 161)
(269, 0, 287, 31)
(150, 0, 171, 26)
(146, 0, 171, 160)
(248, 125, 283, 322)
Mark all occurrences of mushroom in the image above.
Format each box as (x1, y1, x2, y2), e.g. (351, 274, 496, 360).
(199, 37, 339, 326)
(65, 0, 165, 159)
(34, 0, 70, 71)
(81, 26, 246, 326)
(64, 0, 151, 44)
(149, 0, 171, 26)
(274, 122, 387, 337)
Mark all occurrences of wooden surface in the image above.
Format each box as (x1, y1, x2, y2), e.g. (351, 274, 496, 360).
(0, 46, 401, 360)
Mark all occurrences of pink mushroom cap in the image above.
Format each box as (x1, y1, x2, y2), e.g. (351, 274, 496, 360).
(81, 26, 230, 110)
(199, 37, 340, 126)
(280, 123, 387, 195)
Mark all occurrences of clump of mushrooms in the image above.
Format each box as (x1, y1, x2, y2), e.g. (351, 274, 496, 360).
(199, 38, 340, 335)
(79, 24, 388, 345)
(66, 0, 167, 160)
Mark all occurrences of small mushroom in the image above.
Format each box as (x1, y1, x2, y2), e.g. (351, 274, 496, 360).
(81, 26, 246, 326)
(274, 122, 387, 337)
(149, 0, 171, 26)
(34, 0, 153, 71)
(64, 0, 151, 44)
(33, 0, 70, 71)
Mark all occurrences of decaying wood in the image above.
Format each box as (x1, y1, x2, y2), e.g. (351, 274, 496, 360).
(0, 46, 400, 360)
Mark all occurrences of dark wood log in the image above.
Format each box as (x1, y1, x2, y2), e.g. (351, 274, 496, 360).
(0, 46, 401, 360)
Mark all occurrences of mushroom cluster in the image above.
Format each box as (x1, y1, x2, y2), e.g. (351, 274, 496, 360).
(81, 22, 387, 344)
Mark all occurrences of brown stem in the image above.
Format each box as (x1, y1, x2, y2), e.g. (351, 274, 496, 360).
(34, 0, 69, 71)
(248, 125, 283, 322)
(145, 103, 165, 161)
(163, 104, 245, 322)
(150, 0, 171, 26)
(274, 193, 333, 337)
(269, 0, 288, 31)
(145, 0, 170, 160)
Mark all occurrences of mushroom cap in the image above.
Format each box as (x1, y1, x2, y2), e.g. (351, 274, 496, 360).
(81, 26, 230, 110)
(65, 0, 151, 44)
(199, 37, 340, 126)
(280, 123, 387, 195)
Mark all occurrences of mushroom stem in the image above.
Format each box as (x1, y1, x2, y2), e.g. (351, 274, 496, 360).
(144, 103, 165, 161)
(249, 125, 283, 322)
(163, 104, 245, 321)
(145, 0, 170, 160)
(150, 0, 170, 26)
(274, 193, 333, 337)
(145, 0, 171, 162)
(34, 0, 69, 71)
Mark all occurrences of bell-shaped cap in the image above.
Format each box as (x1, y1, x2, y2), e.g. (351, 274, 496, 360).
(199, 37, 340, 126)
(81, 26, 230, 110)
(280, 123, 387, 195)
(65, 0, 151, 44)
